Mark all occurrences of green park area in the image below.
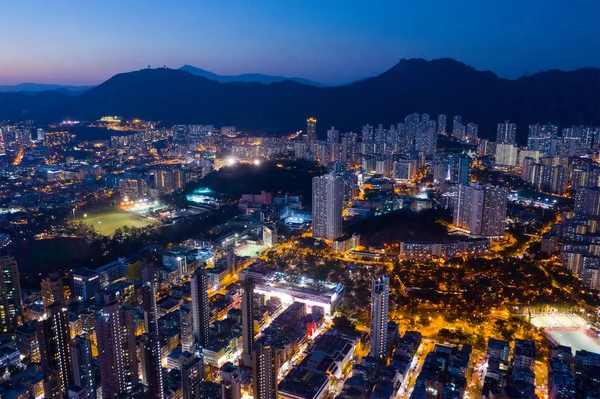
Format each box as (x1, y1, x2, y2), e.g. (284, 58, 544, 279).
(77, 211, 154, 236)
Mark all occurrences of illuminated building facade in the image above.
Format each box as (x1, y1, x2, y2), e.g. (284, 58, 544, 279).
(370, 275, 390, 360)
(312, 174, 344, 241)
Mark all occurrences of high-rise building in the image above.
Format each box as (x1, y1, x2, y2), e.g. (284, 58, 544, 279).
(37, 128, 46, 142)
(71, 334, 95, 398)
(361, 124, 374, 142)
(16, 322, 40, 362)
(221, 362, 241, 399)
(370, 275, 390, 360)
(496, 121, 517, 144)
(37, 304, 73, 399)
(191, 267, 210, 349)
(307, 118, 317, 141)
(344, 132, 358, 164)
(574, 187, 600, 217)
(181, 355, 203, 399)
(241, 279, 255, 366)
(252, 344, 278, 399)
(0, 256, 21, 335)
(457, 155, 471, 185)
(41, 273, 65, 309)
(327, 127, 339, 145)
(418, 119, 438, 156)
(180, 302, 194, 353)
(71, 268, 101, 301)
(141, 267, 165, 399)
(466, 123, 479, 140)
(392, 159, 418, 181)
(437, 114, 447, 135)
(527, 123, 559, 156)
(404, 113, 420, 151)
(495, 143, 518, 166)
(453, 183, 508, 237)
(452, 116, 465, 140)
(154, 167, 185, 192)
(96, 302, 139, 398)
(262, 225, 277, 248)
(312, 174, 344, 241)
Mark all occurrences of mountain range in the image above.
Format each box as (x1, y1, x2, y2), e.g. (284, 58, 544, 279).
(0, 58, 598, 143)
(178, 65, 325, 86)
(0, 83, 93, 93)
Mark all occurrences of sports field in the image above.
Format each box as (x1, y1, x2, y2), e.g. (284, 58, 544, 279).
(78, 211, 154, 235)
(531, 313, 600, 354)
(548, 330, 600, 354)
(530, 313, 587, 329)
(235, 243, 267, 258)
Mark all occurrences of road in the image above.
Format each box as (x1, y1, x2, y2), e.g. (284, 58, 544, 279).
(398, 339, 434, 399)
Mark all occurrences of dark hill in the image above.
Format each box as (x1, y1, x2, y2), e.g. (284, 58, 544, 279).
(179, 64, 325, 86)
(1, 58, 598, 142)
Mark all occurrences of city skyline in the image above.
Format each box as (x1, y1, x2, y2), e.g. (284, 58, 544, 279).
(1, 1, 599, 85)
(1, 3, 599, 398)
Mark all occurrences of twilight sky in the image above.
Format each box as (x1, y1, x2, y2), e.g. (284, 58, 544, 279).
(1, 0, 598, 86)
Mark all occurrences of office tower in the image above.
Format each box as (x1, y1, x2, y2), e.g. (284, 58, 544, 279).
(496, 121, 517, 144)
(312, 174, 344, 241)
(141, 267, 165, 399)
(527, 123, 559, 156)
(37, 304, 73, 399)
(437, 114, 447, 135)
(495, 143, 518, 166)
(180, 302, 194, 353)
(71, 268, 101, 301)
(41, 273, 65, 308)
(453, 183, 508, 237)
(307, 118, 317, 141)
(70, 334, 94, 398)
(241, 279, 255, 366)
(221, 362, 241, 399)
(370, 275, 390, 360)
(0, 255, 21, 335)
(362, 124, 374, 142)
(96, 302, 139, 398)
(181, 355, 203, 399)
(190, 267, 210, 349)
(252, 344, 278, 399)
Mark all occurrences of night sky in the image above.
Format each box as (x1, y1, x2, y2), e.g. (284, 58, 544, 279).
(1, 0, 598, 85)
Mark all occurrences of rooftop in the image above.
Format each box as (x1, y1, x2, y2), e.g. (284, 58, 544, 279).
(259, 272, 343, 299)
(72, 267, 99, 278)
(278, 367, 329, 399)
